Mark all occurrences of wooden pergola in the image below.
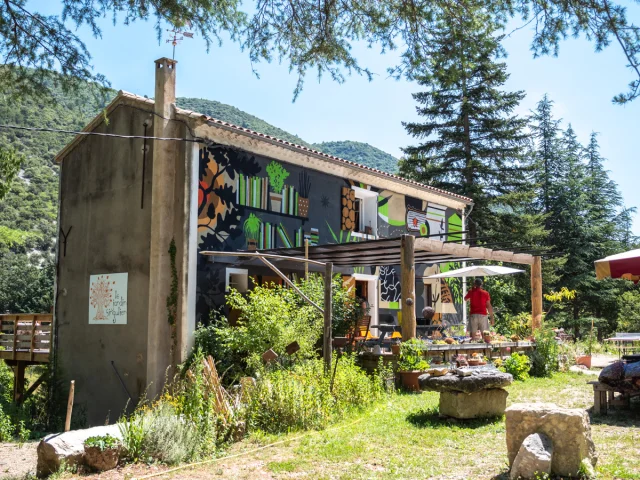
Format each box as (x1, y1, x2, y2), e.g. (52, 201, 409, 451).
(263, 235, 543, 340)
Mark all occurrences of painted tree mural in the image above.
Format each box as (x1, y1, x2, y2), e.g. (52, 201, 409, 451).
(90, 275, 114, 321)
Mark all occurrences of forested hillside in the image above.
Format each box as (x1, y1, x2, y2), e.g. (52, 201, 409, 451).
(312, 141, 398, 173)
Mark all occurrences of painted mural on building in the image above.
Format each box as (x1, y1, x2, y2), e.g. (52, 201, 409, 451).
(196, 144, 465, 325)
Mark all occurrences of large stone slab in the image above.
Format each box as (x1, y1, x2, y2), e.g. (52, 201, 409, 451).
(37, 424, 122, 477)
(506, 403, 597, 477)
(510, 433, 553, 480)
(439, 388, 508, 419)
(420, 370, 513, 393)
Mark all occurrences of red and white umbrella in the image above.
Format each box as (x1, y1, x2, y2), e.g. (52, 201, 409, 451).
(595, 249, 640, 282)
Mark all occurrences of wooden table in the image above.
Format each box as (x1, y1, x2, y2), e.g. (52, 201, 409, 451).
(588, 380, 636, 415)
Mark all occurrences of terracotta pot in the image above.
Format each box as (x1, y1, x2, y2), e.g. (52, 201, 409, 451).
(270, 192, 283, 212)
(298, 197, 310, 217)
(468, 359, 480, 366)
(483, 335, 492, 343)
(576, 355, 592, 369)
(84, 446, 120, 472)
(398, 371, 424, 392)
(247, 239, 257, 251)
(391, 344, 401, 355)
(445, 337, 455, 344)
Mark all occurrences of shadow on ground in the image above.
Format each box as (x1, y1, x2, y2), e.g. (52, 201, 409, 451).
(406, 406, 504, 429)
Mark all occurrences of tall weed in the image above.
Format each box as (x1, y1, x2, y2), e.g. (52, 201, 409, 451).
(246, 356, 384, 434)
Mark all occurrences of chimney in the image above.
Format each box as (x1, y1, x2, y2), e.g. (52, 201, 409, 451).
(154, 58, 177, 120)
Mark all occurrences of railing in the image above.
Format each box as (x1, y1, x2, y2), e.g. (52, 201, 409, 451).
(0, 314, 53, 362)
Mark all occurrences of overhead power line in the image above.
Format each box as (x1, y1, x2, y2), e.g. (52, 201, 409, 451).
(0, 123, 200, 143)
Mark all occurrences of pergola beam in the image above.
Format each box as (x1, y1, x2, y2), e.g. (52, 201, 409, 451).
(401, 235, 416, 341)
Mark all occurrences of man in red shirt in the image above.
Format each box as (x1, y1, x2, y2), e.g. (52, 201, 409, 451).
(464, 278, 494, 337)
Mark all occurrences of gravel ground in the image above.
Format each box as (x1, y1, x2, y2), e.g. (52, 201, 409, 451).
(0, 441, 37, 479)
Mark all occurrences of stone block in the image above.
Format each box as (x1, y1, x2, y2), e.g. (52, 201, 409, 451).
(37, 424, 122, 477)
(506, 403, 597, 477)
(439, 388, 508, 419)
(510, 433, 553, 480)
(420, 370, 513, 393)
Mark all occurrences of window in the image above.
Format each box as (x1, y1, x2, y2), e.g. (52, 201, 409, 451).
(226, 268, 249, 293)
(351, 186, 378, 236)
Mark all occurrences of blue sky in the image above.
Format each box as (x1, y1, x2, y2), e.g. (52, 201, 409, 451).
(32, 2, 640, 233)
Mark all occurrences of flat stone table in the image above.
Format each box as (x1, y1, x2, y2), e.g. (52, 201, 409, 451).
(419, 369, 513, 419)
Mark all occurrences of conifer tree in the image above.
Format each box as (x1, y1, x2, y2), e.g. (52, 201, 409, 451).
(399, 1, 530, 242)
(529, 95, 563, 217)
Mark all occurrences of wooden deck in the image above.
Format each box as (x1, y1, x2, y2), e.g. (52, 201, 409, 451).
(0, 314, 53, 363)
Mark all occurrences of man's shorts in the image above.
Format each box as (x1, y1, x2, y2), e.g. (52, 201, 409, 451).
(469, 314, 489, 336)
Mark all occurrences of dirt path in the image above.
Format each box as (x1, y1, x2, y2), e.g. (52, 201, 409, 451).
(0, 441, 38, 479)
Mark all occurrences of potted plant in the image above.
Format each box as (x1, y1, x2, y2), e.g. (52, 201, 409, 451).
(397, 338, 430, 391)
(266, 161, 289, 212)
(243, 214, 262, 251)
(576, 328, 597, 369)
(391, 340, 401, 356)
(298, 171, 311, 217)
(84, 434, 121, 472)
(482, 330, 492, 343)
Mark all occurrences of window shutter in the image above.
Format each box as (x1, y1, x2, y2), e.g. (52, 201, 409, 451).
(341, 187, 356, 231)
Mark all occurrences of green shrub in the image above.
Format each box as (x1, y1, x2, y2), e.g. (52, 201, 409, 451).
(140, 403, 200, 465)
(202, 275, 362, 379)
(120, 352, 241, 464)
(247, 356, 384, 434)
(502, 352, 530, 381)
(528, 327, 559, 378)
(84, 434, 120, 451)
(398, 338, 429, 371)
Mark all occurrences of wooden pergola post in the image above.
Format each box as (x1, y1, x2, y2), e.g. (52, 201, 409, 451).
(323, 262, 333, 373)
(531, 256, 543, 330)
(401, 235, 416, 341)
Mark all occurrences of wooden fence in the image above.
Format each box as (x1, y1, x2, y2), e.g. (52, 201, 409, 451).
(0, 314, 53, 363)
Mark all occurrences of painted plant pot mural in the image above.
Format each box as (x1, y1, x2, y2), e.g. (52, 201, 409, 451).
(298, 171, 311, 217)
(243, 213, 262, 251)
(266, 161, 289, 212)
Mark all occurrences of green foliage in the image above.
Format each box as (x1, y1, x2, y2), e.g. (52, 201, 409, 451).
(120, 352, 237, 464)
(528, 327, 559, 378)
(84, 434, 120, 451)
(617, 290, 640, 332)
(313, 141, 398, 173)
(502, 352, 530, 381)
(502, 312, 532, 339)
(204, 275, 361, 380)
(134, 403, 200, 465)
(246, 356, 384, 433)
(166, 239, 178, 347)
(398, 338, 429, 372)
(217, 284, 323, 376)
(0, 253, 54, 313)
(118, 414, 147, 463)
(0, 1, 638, 103)
(0, 146, 23, 201)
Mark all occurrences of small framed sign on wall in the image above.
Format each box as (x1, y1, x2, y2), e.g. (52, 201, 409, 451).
(89, 273, 128, 324)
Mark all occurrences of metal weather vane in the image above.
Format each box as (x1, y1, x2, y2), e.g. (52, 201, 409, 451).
(166, 25, 194, 60)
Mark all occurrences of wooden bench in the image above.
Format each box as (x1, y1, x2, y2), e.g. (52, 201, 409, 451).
(588, 381, 633, 415)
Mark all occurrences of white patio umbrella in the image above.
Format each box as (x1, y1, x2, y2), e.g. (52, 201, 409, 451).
(425, 265, 524, 279)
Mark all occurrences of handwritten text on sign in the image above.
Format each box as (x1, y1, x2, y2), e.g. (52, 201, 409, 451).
(89, 273, 128, 324)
